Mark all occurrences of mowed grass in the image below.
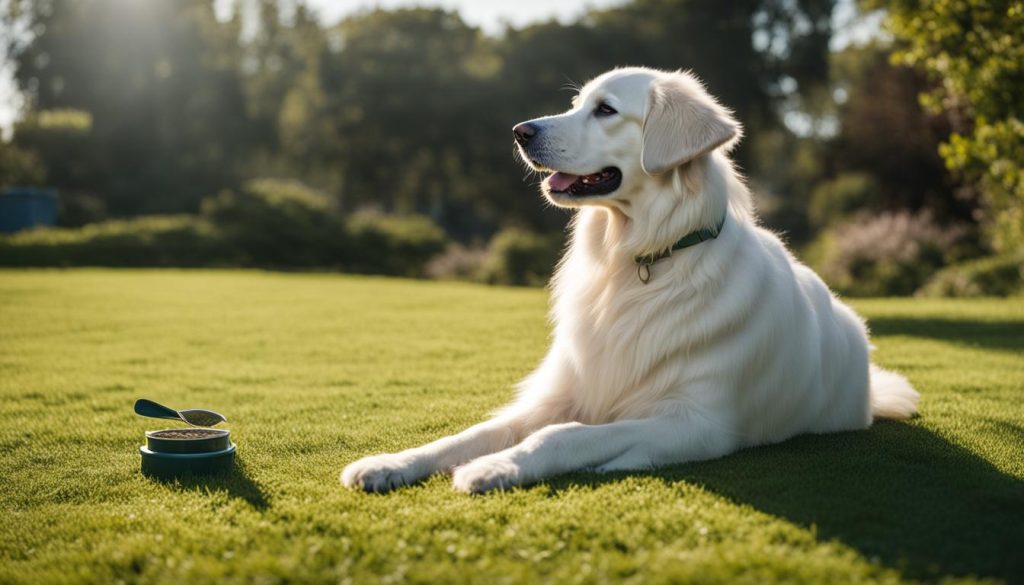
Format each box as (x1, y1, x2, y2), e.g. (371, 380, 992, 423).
(1, 269, 1022, 585)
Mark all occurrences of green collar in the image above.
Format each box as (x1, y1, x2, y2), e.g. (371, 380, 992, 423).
(634, 213, 727, 284)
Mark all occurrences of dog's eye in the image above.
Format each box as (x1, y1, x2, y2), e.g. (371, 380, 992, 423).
(594, 102, 618, 117)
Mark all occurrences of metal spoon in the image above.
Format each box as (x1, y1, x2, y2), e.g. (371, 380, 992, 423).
(134, 398, 227, 427)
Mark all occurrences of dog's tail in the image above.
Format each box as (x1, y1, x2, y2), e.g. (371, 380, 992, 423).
(869, 364, 919, 420)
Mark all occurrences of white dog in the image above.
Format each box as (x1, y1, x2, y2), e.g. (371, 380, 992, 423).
(341, 67, 919, 494)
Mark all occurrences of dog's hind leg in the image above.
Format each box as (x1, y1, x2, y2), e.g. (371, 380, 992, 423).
(451, 411, 739, 493)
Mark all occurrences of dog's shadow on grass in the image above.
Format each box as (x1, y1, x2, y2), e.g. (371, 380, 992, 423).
(542, 311, 1024, 583)
(547, 422, 1024, 582)
(868, 316, 1024, 353)
(147, 457, 270, 510)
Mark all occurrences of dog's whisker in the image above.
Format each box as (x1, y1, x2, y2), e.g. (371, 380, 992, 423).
(512, 145, 545, 183)
(560, 75, 582, 93)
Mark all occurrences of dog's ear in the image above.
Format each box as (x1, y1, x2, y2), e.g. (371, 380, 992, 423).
(641, 73, 741, 175)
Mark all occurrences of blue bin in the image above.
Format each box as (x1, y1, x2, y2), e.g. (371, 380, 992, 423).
(0, 187, 58, 233)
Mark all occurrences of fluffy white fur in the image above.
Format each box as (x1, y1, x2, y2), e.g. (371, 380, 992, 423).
(341, 67, 919, 494)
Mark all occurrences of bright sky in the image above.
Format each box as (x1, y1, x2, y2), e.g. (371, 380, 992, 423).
(298, 0, 628, 33)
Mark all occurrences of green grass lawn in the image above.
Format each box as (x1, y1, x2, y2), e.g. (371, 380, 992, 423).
(1, 269, 1022, 584)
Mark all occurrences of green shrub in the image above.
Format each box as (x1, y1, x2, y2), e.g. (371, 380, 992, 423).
(12, 109, 95, 199)
(343, 211, 448, 277)
(942, 119, 1024, 254)
(0, 141, 45, 188)
(0, 178, 450, 275)
(918, 253, 1024, 297)
(58, 193, 108, 227)
(811, 211, 965, 296)
(881, 1, 1024, 254)
(480, 228, 563, 286)
(809, 173, 880, 228)
(424, 243, 489, 281)
(19, 109, 93, 134)
(201, 179, 346, 267)
(0, 215, 237, 267)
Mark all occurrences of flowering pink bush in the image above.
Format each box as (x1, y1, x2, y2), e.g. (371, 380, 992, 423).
(815, 211, 965, 296)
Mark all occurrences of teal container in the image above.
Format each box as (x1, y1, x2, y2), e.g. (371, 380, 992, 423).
(140, 428, 235, 478)
(0, 187, 58, 233)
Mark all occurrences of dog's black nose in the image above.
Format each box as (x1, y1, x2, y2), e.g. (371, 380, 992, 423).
(513, 123, 537, 147)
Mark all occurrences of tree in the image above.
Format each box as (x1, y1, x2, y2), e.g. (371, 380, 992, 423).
(879, 0, 1024, 253)
(826, 45, 960, 222)
(3, 0, 250, 215)
(316, 9, 501, 232)
(0, 138, 44, 188)
(0, 0, 846, 242)
(11, 108, 104, 224)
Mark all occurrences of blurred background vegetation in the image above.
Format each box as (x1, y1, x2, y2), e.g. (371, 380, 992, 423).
(0, 0, 1020, 295)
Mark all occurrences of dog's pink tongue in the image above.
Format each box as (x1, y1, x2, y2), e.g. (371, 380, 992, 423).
(547, 172, 579, 192)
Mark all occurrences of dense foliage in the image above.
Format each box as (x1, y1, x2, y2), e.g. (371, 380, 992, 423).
(478, 228, 563, 287)
(0, 0, 1020, 293)
(810, 211, 967, 296)
(880, 0, 1024, 253)
(0, 179, 447, 275)
(1, 0, 835, 236)
(0, 215, 232, 267)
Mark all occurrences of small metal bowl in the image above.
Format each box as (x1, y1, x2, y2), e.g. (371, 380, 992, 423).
(140, 428, 235, 478)
(146, 428, 230, 453)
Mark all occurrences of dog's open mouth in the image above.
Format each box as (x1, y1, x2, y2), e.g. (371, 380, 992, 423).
(546, 167, 622, 196)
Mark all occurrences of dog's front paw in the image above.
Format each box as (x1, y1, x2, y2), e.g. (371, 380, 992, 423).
(452, 457, 521, 494)
(340, 454, 422, 493)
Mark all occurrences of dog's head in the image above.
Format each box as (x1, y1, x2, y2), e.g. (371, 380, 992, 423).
(514, 68, 741, 209)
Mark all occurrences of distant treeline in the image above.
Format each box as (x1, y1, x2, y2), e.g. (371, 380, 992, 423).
(0, 0, 910, 235)
(0, 0, 1020, 295)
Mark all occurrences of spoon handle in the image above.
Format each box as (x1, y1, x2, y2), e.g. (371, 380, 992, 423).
(134, 399, 183, 422)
